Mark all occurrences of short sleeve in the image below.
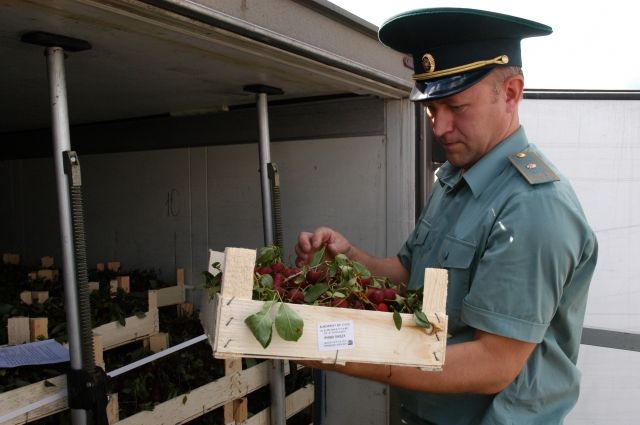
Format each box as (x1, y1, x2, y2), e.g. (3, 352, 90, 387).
(461, 187, 588, 343)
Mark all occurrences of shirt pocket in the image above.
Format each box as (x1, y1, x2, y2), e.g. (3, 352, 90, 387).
(438, 235, 476, 269)
(412, 217, 431, 247)
(437, 235, 477, 334)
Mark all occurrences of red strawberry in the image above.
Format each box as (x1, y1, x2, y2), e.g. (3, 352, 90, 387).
(273, 273, 285, 287)
(383, 288, 397, 302)
(272, 262, 286, 273)
(331, 298, 348, 308)
(376, 303, 389, 312)
(255, 266, 272, 275)
(351, 300, 365, 309)
(287, 288, 305, 304)
(305, 270, 323, 285)
(283, 267, 299, 278)
(357, 276, 372, 287)
(366, 288, 384, 305)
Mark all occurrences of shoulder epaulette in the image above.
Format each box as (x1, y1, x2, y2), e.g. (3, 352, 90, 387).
(508, 151, 559, 185)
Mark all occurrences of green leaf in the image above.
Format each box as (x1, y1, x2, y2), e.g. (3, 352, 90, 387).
(244, 358, 259, 368)
(310, 246, 326, 267)
(393, 310, 402, 330)
(334, 254, 348, 265)
(339, 265, 352, 278)
(43, 380, 56, 387)
(0, 303, 16, 315)
(257, 245, 281, 266)
(352, 261, 370, 277)
(332, 291, 346, 298)
(182, 395, 188, 405)
(304, 283, 329, 303)
(413, 311, 432, 329)
(259, 274, 274, 288)
(244, 300, 276, 348)
(275, 303, 304, 342)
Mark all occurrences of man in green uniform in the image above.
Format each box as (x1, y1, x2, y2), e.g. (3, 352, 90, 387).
(295, 8, 598, 425)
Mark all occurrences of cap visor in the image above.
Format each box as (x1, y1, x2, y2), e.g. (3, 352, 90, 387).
(410, 67, 493, 101)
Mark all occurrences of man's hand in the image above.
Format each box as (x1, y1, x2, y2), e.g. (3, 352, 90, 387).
(295, 227, 351, 266)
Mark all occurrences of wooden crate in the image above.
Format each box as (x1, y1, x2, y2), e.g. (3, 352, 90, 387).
(206, 247, 448, 371)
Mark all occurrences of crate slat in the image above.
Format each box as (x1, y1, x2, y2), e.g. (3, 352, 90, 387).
(150, 286, 185, 308)
(93, 309, 159, 351)
(214, 296, 446, 368)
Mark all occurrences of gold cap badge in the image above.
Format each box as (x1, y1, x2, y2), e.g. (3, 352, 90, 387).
(421, 53, 436, 73)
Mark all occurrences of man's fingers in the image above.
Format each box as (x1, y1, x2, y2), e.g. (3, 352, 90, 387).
(310, 228, 332, 250)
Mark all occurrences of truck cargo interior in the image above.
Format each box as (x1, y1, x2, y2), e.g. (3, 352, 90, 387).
(1, 1, 638, 425)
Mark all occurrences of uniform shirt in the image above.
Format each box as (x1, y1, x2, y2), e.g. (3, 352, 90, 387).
(396, 127, 598, 425)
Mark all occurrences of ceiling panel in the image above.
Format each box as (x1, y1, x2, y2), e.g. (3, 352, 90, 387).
(0, 0, 397, 133)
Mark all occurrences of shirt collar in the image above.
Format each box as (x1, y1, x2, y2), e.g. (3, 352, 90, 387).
(436, 127, 530, 197)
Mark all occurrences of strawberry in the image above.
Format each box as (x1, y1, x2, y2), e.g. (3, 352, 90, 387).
(376, 303, 389, 312)
(305, 270, 323, 285)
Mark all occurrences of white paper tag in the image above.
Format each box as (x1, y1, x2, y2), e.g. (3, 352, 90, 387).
(317, 320, 355, 351)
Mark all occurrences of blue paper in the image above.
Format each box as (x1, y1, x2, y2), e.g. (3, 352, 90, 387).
(0, 339, 69, 368)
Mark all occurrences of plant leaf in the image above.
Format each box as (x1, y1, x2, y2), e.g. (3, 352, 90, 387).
(274, 303, 304, 342)
(393, 310, 402, 330)
(352, 261, 370, 277)
(257, 245, 281, 266)
(334, 254, 348, 266)
(259, 274, 274, 288)
(244, 300, 276, 348)
(413, 311, 432, 329)
(304, 283, 329, 303)
(310, 246, 326, 267)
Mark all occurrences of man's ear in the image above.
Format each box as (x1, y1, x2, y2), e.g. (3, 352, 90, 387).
(503, 75, 524, 112)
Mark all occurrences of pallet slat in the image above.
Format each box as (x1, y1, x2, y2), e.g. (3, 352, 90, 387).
(0, 375, 67, 425)
(114, 360, 273, 424)
(244, 384, 315, 425)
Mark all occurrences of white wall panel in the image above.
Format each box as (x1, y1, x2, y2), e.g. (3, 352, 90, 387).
(521, 98, 640, 424)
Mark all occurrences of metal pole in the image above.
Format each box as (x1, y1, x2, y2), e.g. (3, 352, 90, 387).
(255, 91, 286, 425)
(257, 92, 274, 246)
(45, 46, 87, 425)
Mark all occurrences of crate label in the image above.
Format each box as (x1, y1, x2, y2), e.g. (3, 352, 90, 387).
(317, 320, 355, 351)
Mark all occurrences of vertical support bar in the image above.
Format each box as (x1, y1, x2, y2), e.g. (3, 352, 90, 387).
(257, 93, 274, 246)
(255, 92, 286, 425)
(45, 46, 87, 425)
